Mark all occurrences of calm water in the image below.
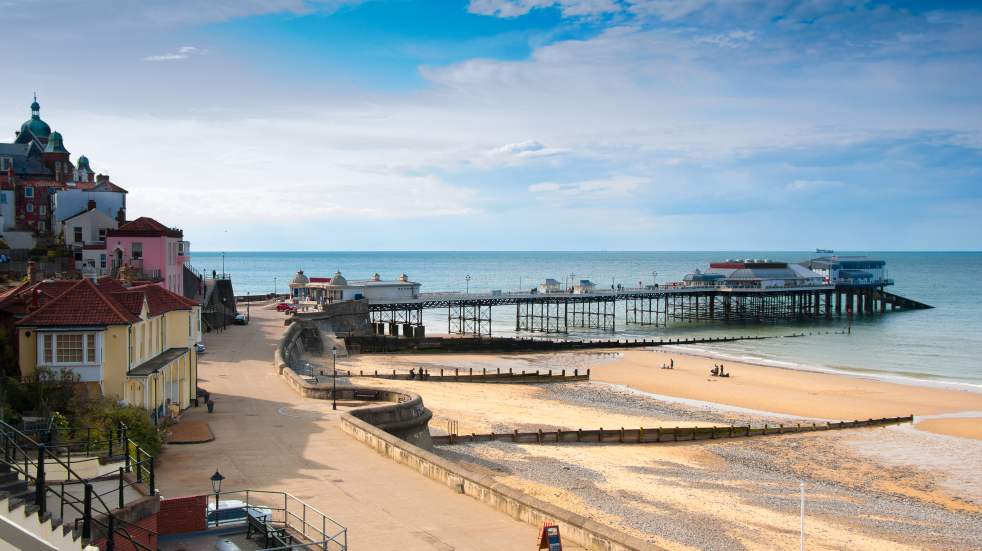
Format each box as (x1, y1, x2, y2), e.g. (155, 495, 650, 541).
(192, 251, 982, 388)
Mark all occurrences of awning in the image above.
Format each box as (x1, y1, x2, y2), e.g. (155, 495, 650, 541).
(128, 347, 188, 377)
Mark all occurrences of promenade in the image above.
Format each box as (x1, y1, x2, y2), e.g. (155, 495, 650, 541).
(154, 305, 557, 550)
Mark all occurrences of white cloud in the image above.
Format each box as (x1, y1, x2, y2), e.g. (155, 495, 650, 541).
(468, 0, 619, 18)
(486, 140, 567, 164)
(143, 46, 203, 62)
(528, 176, 645, 198)
(786, 179, 844, 192)
(698, 30, 756, 48)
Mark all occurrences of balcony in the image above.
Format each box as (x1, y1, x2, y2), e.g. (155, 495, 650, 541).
(113, 257, 162, 282)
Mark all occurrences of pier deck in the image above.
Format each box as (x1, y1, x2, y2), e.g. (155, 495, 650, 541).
(367, 284, 930, 336)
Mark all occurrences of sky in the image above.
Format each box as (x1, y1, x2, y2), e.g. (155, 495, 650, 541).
(2, 0, 980, 251)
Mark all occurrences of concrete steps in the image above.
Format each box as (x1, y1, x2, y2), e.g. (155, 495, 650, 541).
(0, 464, 97, 551)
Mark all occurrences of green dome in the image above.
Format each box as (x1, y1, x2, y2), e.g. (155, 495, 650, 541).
(44, 131, 68, 153)
(21, 116, 51, 139)
(77, 155, 90, 169)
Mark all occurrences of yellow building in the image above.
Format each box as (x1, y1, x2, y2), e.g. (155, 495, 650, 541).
(17, 278, 202, 424)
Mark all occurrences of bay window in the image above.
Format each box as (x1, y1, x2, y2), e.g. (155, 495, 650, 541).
(37, 332, 101, 366)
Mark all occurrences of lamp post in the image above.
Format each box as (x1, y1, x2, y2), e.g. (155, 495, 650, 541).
(651, 271, 658, 287)
(210, 470, 224, 527)
(221, 252, 225, 279)
(273, 276, 277, 297)
(221, 297, 227, 332)
(246, 291, 250, 322)
(465, 274, 471, 294)
(332, 346, 338, 411)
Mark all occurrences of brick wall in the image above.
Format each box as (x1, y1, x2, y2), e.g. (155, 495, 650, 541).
(157, 494, 207, 535)
(92, 514, 158, 551)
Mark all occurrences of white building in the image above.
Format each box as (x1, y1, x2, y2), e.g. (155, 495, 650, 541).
(59, 201, 117, 272)
(52, 177, 127, 227)
(298, 271, 421, 303)
(573, 279, 596, 294)
(0, 188, 14, 232)
(538, 278, 563, 293)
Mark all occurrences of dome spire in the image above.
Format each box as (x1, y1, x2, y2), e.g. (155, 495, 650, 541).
(31, 92, 40, 117)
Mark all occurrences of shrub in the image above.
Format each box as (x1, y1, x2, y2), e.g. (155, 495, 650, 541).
(80, 398, 164, 457)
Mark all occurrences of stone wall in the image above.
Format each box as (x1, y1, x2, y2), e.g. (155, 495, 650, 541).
(339, 413, 655, 551)
(292, 299, 371, 336)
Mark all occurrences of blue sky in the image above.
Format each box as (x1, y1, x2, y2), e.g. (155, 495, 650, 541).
(2, 0, 980, 250)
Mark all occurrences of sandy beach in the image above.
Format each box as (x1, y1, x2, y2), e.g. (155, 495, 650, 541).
(346, 347, 982, 440)
(338, 350, 982, 550)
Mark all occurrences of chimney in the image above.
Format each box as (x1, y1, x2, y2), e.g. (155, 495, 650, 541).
(27, 260, 39, 283)
(87, 199, 97, 211)
(96, 174, 109, 183)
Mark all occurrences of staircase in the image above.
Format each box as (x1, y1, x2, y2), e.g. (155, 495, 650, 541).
(0, 462, 97, 551)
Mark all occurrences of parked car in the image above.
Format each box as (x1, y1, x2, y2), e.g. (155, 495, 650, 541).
(233, 313, 248, 325)
(194, 343, 206, 354)
(275, 302, 296, 312)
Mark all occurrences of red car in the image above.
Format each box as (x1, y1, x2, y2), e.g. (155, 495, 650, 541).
(276, 302, 297, 312)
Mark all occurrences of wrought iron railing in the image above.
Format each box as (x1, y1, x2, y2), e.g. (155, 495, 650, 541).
(0, 419, 156, 551)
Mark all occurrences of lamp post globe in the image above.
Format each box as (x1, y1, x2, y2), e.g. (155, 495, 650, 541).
(210, 470, 225, 526)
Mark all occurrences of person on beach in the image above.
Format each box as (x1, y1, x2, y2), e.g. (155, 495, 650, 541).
(711, 365, 719, 376)
(409, 368, 416, 379)
(670, 358, 674, 369)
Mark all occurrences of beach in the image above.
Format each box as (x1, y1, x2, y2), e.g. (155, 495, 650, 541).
(339, 348, 982, 550)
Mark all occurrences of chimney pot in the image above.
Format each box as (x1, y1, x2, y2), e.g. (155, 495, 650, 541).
(87, 199, 97, 210)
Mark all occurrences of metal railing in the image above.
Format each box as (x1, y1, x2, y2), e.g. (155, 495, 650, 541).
(207, 489, 347, 550)
(0, 419, 156, 551)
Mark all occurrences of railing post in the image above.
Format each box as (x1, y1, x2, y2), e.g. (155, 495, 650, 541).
(148, 455, 155, 495)
(108, 427, 114, 457)
(35, 444, 46, 516)
(106, 514, 116, 551)
(82, 483, 93, 540)
(135, 451, 143, 484)
(118, 467, 125, 509)
(124, 439, 131, 473)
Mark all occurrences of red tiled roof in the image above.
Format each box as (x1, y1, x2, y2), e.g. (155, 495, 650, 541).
(107, 216, 182, 238)
(74, 181, 128, 193)
(17, 279, 140, 327)
(111, 291, 147, 317)
(95, 277, 127, 294)
(127, 283, 197, 315)
(0, 280, 78, 316)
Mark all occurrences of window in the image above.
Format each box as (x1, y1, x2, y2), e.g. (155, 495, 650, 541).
(38, 221, 46, 233)
(74, 227, 83, 243)
(86, 335, 96, 363)
(98, 228, 106, 241)
(24, 187, 34, 198)
(0, 157, 9, 171)
(132, 242, 143, 259)
(39, 205, 46, 216)
(100, 254, 107, 268)
(26, 203, 34, 213)
(56, 334, 83, 363)
(74, 249, 82, 261)
(0, 193, 7, 204)
(43, 334, 54, 363)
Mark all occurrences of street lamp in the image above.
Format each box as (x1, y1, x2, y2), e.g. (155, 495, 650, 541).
(273, 276, 277, 297)
(465, 274, 471, 294)
(221, 252, 225, 279)
(210, 470, 225, 526)
(652, 271, 658, 287)
(332, 346, 338, 411)
(221, 297, 227, 331)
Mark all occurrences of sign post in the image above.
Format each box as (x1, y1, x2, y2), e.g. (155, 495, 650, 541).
(538, 524, 563, 551)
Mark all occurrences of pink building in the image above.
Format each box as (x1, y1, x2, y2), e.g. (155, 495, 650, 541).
(105, 217, 190, 295)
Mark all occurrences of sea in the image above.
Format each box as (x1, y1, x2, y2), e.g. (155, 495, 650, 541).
(191, 251, 982, 390)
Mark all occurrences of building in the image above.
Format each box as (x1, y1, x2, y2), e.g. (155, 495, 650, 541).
(289, 269, 311, 300)
(537, 278, 562, 293)
(298, 271, 421, 303)
(684, 260, 826, 289)
(105, 216, 190, 295)
(798, 256, 892, 288)
(59, 199, 117, 271)
(16, 277, 202, 423)
(52, 174, 128, 227)
(573, 279, 596, 294)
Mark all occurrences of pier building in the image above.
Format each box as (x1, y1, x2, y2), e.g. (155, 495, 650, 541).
(294, 271, 421, 303)
(800, 256, 892, 287)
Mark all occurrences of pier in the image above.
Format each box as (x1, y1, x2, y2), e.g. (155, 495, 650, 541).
(368, 284, 930, 336)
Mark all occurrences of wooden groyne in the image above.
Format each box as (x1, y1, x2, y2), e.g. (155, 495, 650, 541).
(347, 333, 799, 354)
(431, 415, 914, 446)
(337, 367, 590, 384)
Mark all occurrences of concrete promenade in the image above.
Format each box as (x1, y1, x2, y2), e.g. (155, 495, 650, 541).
(155, 305, 559, 550)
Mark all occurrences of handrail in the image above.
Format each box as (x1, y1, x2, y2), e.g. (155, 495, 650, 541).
(0, 419, 155, 551)
(207, 489, 347, 550)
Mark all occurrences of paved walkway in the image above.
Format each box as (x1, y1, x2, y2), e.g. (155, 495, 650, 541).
(155, 306, 550, 550)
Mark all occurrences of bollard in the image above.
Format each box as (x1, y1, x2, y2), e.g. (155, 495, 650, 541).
(574, 369, 578, 377)
(577, 429, 582, 442)
(655, 427, 661, 442)
(599, 428, 604, 442)
(513, 429, 518, 442)
(537, 429, 543, 443)
(711, 426, 716, 439)
(587, 368, 591, 378)
(638, 427, 644, 443)
(619, 427, 625, 443)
